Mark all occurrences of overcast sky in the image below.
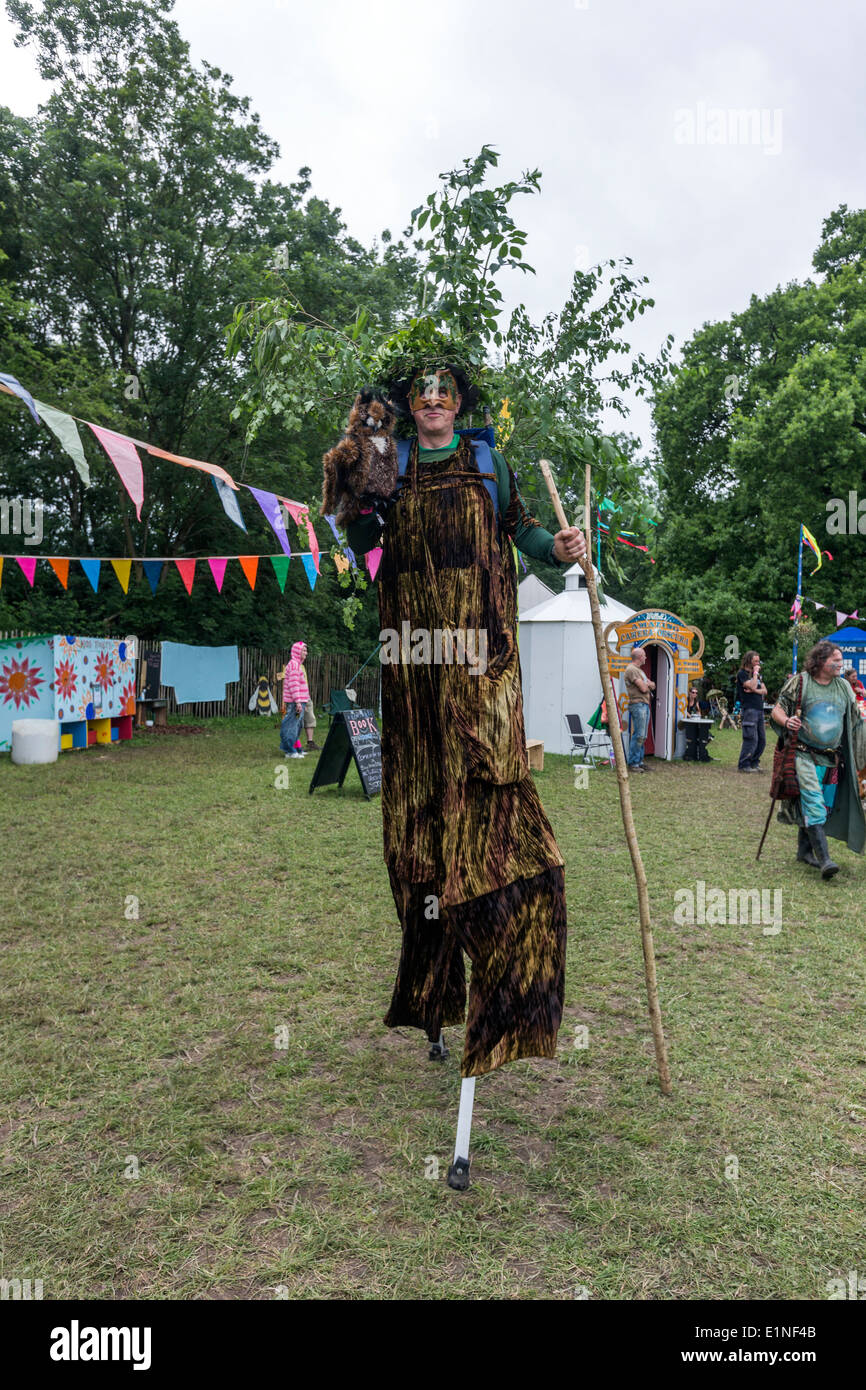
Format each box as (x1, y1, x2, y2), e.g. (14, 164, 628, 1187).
(2, 0, 864, 452)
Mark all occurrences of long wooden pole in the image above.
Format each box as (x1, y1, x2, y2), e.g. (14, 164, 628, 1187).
(539, 459, 672, 1096)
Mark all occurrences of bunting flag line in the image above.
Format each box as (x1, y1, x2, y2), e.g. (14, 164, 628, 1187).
(0, 551, 325, 600)
(1, 365, 321, 557)
(798, 594, 861, 627)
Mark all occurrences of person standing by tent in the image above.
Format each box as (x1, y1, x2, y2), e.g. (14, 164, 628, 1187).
(340, 355, 585, 1077)
(736, 650, 768, 773)
(624, 646, 654, 772)
(770, 641, 866, 877)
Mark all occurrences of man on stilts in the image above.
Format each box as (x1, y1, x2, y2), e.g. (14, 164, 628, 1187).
(339, 354, 585, 1186)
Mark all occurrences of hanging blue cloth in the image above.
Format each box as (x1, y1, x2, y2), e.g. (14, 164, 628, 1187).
(161, 641, 239, 704)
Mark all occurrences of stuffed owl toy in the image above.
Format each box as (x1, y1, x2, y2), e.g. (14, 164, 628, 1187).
(321, 388, 399, 527)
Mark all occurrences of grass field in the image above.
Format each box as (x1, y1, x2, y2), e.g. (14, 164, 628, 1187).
(1, 716, 864, 1301)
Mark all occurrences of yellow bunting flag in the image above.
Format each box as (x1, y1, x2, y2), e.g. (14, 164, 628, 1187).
(110, 559, 132, 593)
(239, 555, 259, 590)
(333, 552, 350, 574)
(47, 558, 70, 588)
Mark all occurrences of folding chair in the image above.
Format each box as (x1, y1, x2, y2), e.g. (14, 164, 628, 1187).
(565, 713, 608, 768)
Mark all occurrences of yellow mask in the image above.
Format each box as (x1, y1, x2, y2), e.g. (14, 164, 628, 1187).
(408, 369, 459, 413)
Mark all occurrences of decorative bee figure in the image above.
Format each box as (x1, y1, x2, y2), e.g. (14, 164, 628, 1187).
(249, 676, 278, 716)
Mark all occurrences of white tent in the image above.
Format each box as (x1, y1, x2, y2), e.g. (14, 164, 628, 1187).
(519, 563, 636, 755)
(517, 572, 554, 615)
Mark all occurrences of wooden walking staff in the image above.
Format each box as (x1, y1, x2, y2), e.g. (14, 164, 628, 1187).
(539, 459, 672, 1096)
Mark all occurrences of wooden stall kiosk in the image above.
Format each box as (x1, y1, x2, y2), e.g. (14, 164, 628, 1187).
(603, 609, 705, 761)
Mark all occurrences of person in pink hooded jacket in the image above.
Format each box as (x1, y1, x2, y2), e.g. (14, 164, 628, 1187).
(280, 641, 309, 758)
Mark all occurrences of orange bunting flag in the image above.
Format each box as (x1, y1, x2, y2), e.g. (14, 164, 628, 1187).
(174, 558, 196, 595)
(0, 556, 3, 587)
(111, 559, 132, 593)
(333, 552, 350, 574)
(238, 555, 259, 590)
(48, 557, 70, 588)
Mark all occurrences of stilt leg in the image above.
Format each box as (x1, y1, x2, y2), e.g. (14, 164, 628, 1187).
(427, 1030, 448, 1061)
(447, 1077, 475, 1191)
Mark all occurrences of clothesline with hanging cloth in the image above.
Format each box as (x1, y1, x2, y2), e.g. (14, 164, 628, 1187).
(0, 369, 321, 570)
(0, 551, 326, 595)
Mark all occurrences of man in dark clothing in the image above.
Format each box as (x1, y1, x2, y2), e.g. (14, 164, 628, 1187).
(736, 650, 767, 772)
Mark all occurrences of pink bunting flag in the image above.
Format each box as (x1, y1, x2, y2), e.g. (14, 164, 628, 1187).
(836, 611, 847, 627)
(365, 547, 383, 582)
(305, 516, 320, 572)
(88, 423, 144, 519)
(16, 556, 37, 587)
(208, 557, 228, 592)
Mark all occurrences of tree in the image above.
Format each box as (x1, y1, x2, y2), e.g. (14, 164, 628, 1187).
(649, 203, 866, 693)
(0, 0, 414, 653)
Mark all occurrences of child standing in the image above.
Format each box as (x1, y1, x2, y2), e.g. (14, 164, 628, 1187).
(280, 641, 309, 758)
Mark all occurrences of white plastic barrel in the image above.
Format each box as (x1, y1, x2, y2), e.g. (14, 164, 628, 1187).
(11, 719, 60, 765)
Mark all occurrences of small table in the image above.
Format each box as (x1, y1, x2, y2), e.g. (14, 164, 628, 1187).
(526, 739, 544, 771)
(136, 699, 167, 729)
(681, 717, 713, 762)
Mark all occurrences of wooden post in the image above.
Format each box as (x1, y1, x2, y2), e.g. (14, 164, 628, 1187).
(539, 459, 672, 1096)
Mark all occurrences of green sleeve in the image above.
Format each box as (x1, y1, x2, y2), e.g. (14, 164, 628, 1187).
(492, 449, 562, 569)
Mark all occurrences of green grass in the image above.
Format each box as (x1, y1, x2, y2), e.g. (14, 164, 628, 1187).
(1, 718, 864, 1300)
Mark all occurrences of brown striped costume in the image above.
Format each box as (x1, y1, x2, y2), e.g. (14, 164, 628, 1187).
(349, 436, 566, 1077)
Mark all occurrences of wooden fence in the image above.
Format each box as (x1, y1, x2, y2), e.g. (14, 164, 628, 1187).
(0, 633, 380, 718)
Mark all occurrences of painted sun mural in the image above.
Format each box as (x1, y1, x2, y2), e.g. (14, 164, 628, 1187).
(0, 655, 45, 710)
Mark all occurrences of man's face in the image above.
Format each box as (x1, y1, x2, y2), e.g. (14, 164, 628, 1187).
(408, 369, 461, 429)
(821, 648, 844, 679)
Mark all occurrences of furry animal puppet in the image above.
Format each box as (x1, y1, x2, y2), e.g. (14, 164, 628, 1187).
(321, 389, 399, 527)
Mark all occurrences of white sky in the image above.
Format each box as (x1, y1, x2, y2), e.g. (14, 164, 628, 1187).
(2, 0, 864, 452)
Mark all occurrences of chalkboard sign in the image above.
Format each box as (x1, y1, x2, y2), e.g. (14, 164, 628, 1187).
(141, 650, 162, 701)
(308, 708, 381, 800)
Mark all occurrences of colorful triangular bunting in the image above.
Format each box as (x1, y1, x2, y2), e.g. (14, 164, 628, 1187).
(111, 559, 132, 594)
(212, 475, 247, 531)
(239, 555, 259, 590)
(270, 555, 290, 593)
(365, 547, 383, 582)
(34, 401, 91, 485)
(208, 557, 228, 592)
(175, 559, 196, 595)
(87, 423, 144, 519)
(16, 556, 37, 587)
(142, 560, 163, 595)
(300, 554, 318, 591)
(80, 558, 101, 593)
(48, 557, 70, 588)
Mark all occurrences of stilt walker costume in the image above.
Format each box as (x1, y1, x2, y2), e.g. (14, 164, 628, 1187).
(340, 362, 581, 1079)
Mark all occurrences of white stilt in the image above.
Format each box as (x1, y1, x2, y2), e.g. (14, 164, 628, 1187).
(447, 1077, 476, 1190)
